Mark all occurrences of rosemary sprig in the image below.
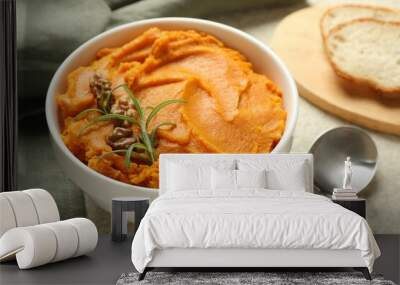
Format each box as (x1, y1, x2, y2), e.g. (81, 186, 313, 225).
(145, 100, 183, 128)
(150, 122, 176, 144)
(96, 144, 148, 168)
(121, 85, 144, 119)
(124, 143, 147, 169)
(76, 80, 184, 167)
(97, 149, 127, 160)
(78, 114, 139, 136)
(74, 108, 105, 121)
(113, 85, 184, 165)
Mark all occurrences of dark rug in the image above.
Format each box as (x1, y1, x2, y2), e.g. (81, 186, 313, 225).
(116, 272, 396, 285)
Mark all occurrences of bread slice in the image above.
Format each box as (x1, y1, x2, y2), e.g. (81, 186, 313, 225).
(321, 4, 400, 38)
(325, 19, 400, 97)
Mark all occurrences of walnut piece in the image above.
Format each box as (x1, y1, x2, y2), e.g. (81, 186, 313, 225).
(110, 96, 136, 117)
(90, 74, 113, 112)
(108, 137, 137, 150)
(107, 127, 136, 150)
(108, 127, 133, 142)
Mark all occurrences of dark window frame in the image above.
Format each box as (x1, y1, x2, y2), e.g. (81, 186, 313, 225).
(0, 0, 17, 192)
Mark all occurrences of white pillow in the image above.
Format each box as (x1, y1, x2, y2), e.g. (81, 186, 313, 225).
(166, 159, 236, 170)
(211, 168, 237, 190)
(266, 162, 307, 191)
(236, 169, 267, 189)
(167, 163, 212, 191)
(238, 159, 309, 191)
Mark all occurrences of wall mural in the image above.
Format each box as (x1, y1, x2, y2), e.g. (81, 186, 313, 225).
(9, 0, 400, 237)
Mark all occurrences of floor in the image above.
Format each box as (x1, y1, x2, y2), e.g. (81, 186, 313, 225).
(0, 235, 398, 285)
(374, 235, 400, 284)
(0, 236, 133, 285)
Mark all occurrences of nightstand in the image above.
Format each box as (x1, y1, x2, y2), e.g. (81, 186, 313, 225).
(332, 198, 366, 218)
(112, 197, 150, 242)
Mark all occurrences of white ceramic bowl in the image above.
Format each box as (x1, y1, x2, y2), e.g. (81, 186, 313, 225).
(46, 18, 299, 213)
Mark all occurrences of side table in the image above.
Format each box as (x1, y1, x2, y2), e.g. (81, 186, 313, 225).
(332, 197, 366, 218)
(112, 197, 149, 242)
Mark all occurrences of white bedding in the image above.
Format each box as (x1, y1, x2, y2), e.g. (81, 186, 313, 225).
(131, 190, 380, 273)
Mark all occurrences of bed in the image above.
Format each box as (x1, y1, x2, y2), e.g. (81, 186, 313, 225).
(131, 154, 380, 280)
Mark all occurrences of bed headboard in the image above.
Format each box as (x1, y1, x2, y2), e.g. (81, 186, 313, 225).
(159, 154, 313, 194)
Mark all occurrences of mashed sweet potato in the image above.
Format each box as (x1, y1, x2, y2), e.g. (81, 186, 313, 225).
(56, 27, 286, 188)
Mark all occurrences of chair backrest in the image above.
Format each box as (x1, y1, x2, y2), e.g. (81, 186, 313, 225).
(159, 153, 313, 195)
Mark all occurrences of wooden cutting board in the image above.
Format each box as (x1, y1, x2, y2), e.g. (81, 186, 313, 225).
(271, 6, 400, 136)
